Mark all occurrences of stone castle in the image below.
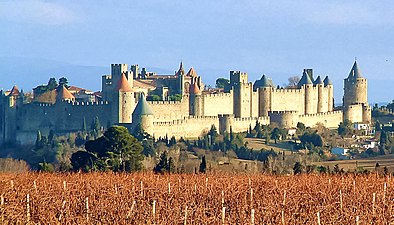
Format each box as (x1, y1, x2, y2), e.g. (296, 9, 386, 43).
(0, 61, 371, 145)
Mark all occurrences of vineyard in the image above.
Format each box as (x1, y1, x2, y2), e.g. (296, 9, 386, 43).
(0, 172, 393, 224)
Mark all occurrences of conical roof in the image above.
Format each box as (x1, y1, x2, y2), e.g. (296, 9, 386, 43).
(117, 73, 133, 92)
(189, 82, 201, 95)
(323, 76, 333, 86)
(186, 67, 198, 77)
(297, 71, 313, 88)
(57, 85, 75, 100)
(313, 76, 323, 85)
(133, 93, 153, 115)
(348, 61, 362, 79)
(253, 75, 275, 91)
(176, 61, 185, 76)
(8, 85, 20, 96)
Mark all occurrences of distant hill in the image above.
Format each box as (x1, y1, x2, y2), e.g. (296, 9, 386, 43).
(0, 57, 107, 92)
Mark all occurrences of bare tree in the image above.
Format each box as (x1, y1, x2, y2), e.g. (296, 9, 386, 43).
(287, 76, 300, 88)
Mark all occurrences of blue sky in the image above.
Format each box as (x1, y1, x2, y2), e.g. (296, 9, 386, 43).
(1, 0, 393, 102)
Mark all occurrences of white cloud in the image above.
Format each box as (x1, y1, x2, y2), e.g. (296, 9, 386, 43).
(0, 0, 79, 25)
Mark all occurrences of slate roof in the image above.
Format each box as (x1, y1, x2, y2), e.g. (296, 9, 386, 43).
(133, 93, 153, 115)
(323, 76, 333, 86)
(348, 61, 362, 79)
(297, 71, 313, 88)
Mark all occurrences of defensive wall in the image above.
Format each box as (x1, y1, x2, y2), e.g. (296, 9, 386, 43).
(15, 101, 112, 144)
(202, 92, 233, 116)
(151, 116, 219, 138)
(298, 110, 343, 128)
(218, 114, 269, 134)
(148, 99, 189, 121)
(271, 89, 305, 114)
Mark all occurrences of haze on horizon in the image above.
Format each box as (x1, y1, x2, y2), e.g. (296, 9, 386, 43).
(1, 0, 393, 103)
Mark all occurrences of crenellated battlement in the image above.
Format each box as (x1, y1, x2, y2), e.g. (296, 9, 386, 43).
(202, 92, 232, 98)
(274, 88, 303, 93)
(298, 110, 342, 118)
(37, 103, 55, 107)
(153, 115, 218, 126)
(148, 100, 184, 105)
(233, 116, 269, 122)
(187, 115, 218, 119)
(69, 101, 109, 106)
(269, 110, 299, 115)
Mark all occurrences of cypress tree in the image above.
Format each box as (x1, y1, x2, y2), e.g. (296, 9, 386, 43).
(199, 155, 207, 173)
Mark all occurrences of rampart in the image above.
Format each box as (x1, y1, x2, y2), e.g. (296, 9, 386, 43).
(15, 101, 112, 144)
(148, 99, 189, 121)
(202, 92, 233, 116)
(271, 89, 305, 114)
(298, 110, 343, 128)
(151, 116, 219, 138)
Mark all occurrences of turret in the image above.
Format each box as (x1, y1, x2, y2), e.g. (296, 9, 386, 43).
(323, 76, 334, 111)
(111, 64, 129, 90)
(343, 61, 370, 123)
(176, 62, 186, 95)
(218, 114, 235, 134)
(257, 75, 273, 117)
(230, 70, 252, 118)
(298, 71, 314, 114)
(189, 78, 203, 116)
(131, 64, 139, 79)
(132, 93, 154, 133)
(314, 76, 324, 113)
(344, 61, 368, 106)
(116, 73, 135, 123)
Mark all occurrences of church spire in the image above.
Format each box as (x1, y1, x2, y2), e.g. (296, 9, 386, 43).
(176, 61, 185, 76)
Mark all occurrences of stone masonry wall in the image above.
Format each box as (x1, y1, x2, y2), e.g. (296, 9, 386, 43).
(298, 110, 343, 128)
(148, 98, 189, 121)
(202, 92, 233, 116)
(151, 116, 219, 138)
(271, 89, 305, 114)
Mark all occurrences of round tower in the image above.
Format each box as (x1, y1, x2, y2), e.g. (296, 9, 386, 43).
(343, 61, 370, 123)
(117, 73, 134, 123)
(323, 76, 334, 111)
(218, 114, 234, 134)
(189, 81, 203, 116)
(298, 71, 314, 114)
(314, 76, 324, 113)
(344, 61, 368, 106)
(268, 111, 298, 128)
(132, 93, 154, 133)
(257, 75, 273, 117)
